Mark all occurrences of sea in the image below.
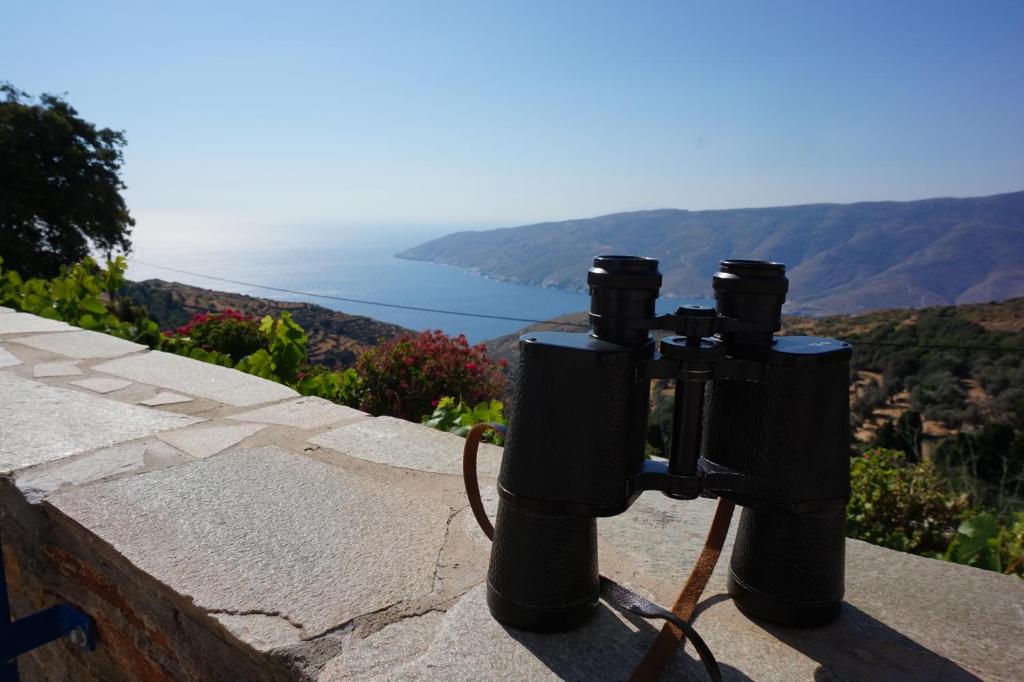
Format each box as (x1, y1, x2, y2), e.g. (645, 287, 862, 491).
(126, 227, 703, 344)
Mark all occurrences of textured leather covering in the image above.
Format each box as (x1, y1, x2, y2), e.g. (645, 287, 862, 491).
(500, 333, 649, 509)
(730, 506, 846, 605)
(702, 354, 850, 507)
(487, 501, 599, 609)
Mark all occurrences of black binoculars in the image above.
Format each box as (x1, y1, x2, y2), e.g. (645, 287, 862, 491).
(487, 256, 851, 631)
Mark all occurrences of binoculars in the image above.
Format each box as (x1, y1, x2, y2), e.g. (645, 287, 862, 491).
(487, 256, 851, 631)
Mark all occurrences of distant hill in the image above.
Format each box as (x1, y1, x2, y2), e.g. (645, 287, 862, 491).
(123, 280, 410, 369)
(397, 191, 1024, 315)
(483, 297, 1024, 385)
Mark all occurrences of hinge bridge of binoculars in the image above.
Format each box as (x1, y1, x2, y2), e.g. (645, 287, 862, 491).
(638, 339, 766, 384)
(631, 458, 756, 501)
(632, 459, 703, 499)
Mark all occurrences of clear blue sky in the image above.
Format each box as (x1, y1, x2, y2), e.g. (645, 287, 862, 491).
(5, 1, 1024, 243)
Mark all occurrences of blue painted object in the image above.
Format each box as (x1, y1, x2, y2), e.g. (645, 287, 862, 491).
(1, 538, 95, 682)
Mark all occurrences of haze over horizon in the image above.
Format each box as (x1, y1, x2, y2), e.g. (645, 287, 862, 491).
(5, 1, 1024, 247)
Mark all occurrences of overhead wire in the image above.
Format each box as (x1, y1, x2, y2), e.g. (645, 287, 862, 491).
(127, 258, 1024, 354)
(128, 258, 589, 328)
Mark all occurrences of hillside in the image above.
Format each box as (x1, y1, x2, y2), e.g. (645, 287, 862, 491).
(123, 280, 410, 369)
(397, 191, 1024, 315)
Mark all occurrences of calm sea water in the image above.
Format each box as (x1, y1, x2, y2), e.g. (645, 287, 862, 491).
(126, 229, 702, 343)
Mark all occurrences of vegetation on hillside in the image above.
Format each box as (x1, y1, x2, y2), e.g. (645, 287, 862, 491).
(122, 279, 409, 369)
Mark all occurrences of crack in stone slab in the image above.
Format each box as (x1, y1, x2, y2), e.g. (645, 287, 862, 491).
(431, 506, 461, 593)
(207, 607, 304, 630)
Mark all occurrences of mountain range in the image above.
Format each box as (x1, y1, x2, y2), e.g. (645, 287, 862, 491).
(397, 191, 1024, 315)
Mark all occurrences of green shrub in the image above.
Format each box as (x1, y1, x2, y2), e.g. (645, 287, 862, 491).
(847, 448, 969, 556)
(294, 365, 361, 407)
(235, 313, 308, 384)
(422, 396, 506, 445)
(871, 410, 923, 462)
(945, 511, 1024, 577)
(0, 255, 161, 346)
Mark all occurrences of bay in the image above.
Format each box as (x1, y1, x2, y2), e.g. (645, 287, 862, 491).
(126, 229, 705, 343)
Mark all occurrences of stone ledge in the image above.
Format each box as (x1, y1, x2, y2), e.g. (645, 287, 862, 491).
(0, 309, 1021, 681)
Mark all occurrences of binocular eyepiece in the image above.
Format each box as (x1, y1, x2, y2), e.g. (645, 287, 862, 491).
(487, 255, 852, 631)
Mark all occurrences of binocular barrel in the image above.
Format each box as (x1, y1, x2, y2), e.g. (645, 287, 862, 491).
(487, 255, 852, 631)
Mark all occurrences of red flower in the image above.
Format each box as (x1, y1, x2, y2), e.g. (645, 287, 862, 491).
(465, 362, 477, 371)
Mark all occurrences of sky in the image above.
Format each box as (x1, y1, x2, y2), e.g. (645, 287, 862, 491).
(4, 1, 1024, 245)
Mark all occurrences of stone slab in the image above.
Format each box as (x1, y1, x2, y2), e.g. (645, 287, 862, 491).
(16, 439, 188, 502)
(319, 584, 700, 681)
(69, 377, 133, 394)
(0, 305, 14, 313)
(598, 493, 729, 598)
(0, 373, 200, 473)
(139, 391, 193, 406)
(93, 351, 298, 406)
(48, 446, 452, 639)
(0, 312, 74, 335)
(0, 346, 21, 368)
(212, 613, 303, 651)
(309, 416, 504, 476)
(33, 361, 81, 377)
(321, 550, 1021, 682)
(228, 397, 368, 430)
(156, 422, 266, 459)
(11, 329, 146, 358)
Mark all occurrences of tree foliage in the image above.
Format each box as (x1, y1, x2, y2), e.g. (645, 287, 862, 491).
(0, 83, 133, 278)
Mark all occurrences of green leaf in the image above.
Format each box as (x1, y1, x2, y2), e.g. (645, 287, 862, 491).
(947, 513, 1000, 570)
(78, 314, 102, 330)
(80, 295, 107, 315)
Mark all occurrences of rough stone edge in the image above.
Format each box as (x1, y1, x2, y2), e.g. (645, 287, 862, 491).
(1, 475, 298, 681)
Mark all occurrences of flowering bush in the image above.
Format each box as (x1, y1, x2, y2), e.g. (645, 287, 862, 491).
(355, 330, 506, 419)
(170, 309, 266, 362)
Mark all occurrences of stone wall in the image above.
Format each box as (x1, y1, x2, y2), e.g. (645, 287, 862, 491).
(1, 307, 1022, 680)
